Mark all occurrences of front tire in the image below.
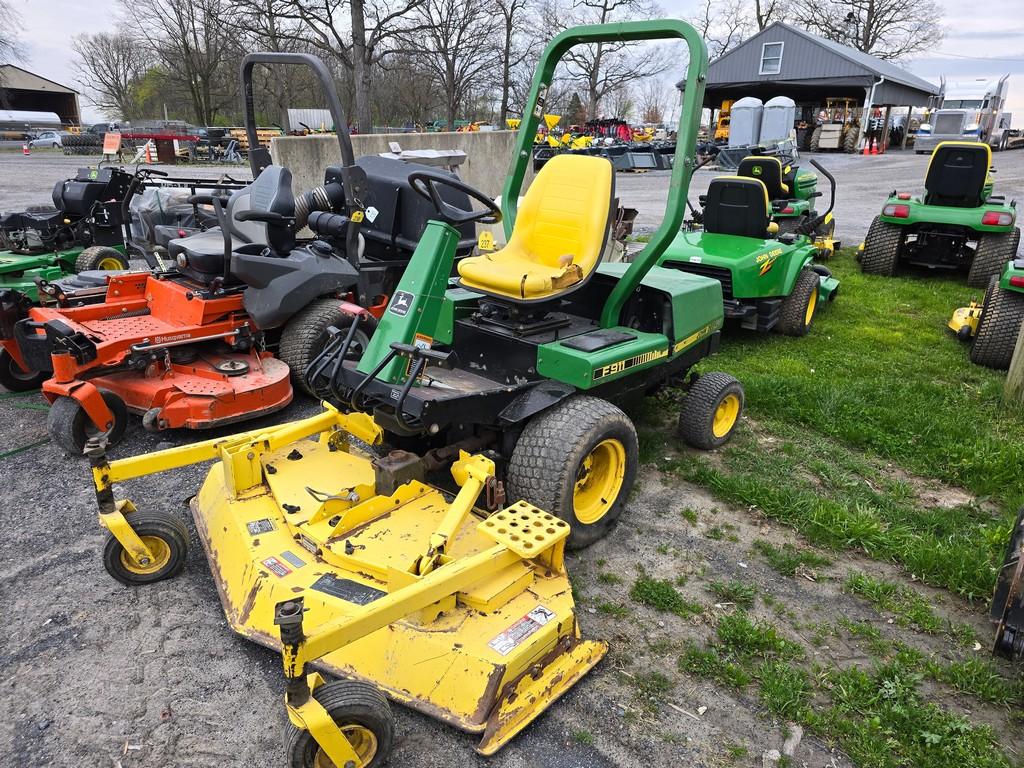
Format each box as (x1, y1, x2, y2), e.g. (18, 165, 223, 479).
(47, 390, 128, 455)
(0, 349, 46, 391)
(861, 216, 903, 276)
(776, 267, 820, 337)
(279, 298, 376, 397)
(75, 246, 129, 273)
(971, 277, 1024, 370)
(968, 228, 1020, 288)
(678, 372, 744, 450)
(102, 510, 189, 585)
(286, 680, 394, 768)
(506, 395, 638, 550)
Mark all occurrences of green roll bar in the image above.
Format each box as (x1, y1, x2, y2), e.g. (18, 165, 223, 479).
(499, 20, 709, 329)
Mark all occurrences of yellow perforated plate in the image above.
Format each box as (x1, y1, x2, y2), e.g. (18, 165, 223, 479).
(478, 501, 569, 557)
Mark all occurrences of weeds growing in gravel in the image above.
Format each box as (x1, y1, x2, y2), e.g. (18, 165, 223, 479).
(630, 575, 702, 618)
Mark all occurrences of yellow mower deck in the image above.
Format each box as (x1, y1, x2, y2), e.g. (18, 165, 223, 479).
(91, 406, 605, 758)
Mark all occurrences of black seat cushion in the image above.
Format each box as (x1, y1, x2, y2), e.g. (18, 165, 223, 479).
(925, 144, 990, 208)
(737, 157, 787, 201)
(703, 177, 771, 239)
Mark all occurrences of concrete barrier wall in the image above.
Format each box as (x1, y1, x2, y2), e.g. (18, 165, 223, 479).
(271, 130, 533, 199)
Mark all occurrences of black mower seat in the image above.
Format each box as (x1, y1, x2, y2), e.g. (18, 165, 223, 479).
(168, 166, 296, 283)
(924, 141, 991, 208)
(737, 156, 789, 201)
(703, 177, 772, 239)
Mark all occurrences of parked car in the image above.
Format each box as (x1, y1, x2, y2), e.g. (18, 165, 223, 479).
(28, 130, 65, 149)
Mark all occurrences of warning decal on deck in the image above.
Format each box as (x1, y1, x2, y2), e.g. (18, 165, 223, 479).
(262, 556, 292, 578)
(311, 574, 387, 605)
(247, 518, 276, 536)
(488, 606, 556, 656)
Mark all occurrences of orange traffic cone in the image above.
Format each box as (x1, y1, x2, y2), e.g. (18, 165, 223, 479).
(144, 142, 154, 164)
(870, 138, 879, 155)
(862, 140, 870, 156)
(22, 143, 30, 156)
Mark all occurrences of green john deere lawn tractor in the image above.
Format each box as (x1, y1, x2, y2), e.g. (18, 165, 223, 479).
(658, 158, 839, 336)
(735, 155, 831, 239)
(301, 19, 743, 550)
(948, 256, 1024, 369)
(0, 166, 135, 303)
(861, 141, 1019, 287)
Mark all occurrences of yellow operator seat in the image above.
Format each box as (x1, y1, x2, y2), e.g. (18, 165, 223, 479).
(457, 154, 614, 302)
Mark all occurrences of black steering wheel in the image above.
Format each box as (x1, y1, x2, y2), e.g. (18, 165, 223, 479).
(408, 170, 502, 226)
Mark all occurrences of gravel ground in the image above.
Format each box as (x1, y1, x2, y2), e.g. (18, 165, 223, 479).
(1, 147, 1021, 768)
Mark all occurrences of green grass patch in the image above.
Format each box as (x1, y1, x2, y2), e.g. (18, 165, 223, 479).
(596, 571, 622, 585)
(752, 539, 831, 577)
(716, 611, 802, 660)
(678, 641, 752, 688)
(844, 573, 943, 633)
(758, 660, 812, 720)
(596, 601, 630, 618)
(707, 579, 757, 609)
(630, 575, 702, 618)
(925, 657, 1024, 707)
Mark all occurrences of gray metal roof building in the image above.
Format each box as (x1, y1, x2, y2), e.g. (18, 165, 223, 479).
(0, 66, 81, 125)
(699, 22, 940, 107)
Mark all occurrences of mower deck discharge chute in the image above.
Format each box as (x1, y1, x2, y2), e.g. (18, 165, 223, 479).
(658, 159, 839, 336)
(90, 404, 605, 762)
(861, 141, 1020, 286)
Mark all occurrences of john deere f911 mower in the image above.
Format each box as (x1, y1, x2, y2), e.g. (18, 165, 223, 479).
(861, 141, 1020, 287)
(86, 21, 735, 765)
(658, 159, 839, 336)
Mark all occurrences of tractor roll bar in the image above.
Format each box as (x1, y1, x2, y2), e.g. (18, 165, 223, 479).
(240, 53, 356, 178)
(499, 20, 709, 330)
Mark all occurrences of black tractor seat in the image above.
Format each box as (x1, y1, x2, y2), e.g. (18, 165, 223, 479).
(703, 176, 773, 240)
(737, 156, 790, 203)
(924, 142, 991, 208)
(168, 165, 296, 284)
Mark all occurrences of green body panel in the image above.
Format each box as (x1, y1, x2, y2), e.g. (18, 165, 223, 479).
(773, 199, 810, 219)
(998, 260, 1024, 295)
(435, 284, 481, 345)
(0, 247, 85, 303)
(596, 262, 723, 340)
(660, 231, 815, 299)
(537, 329, 670, 389)
(792, 169, 817, 202)
(880, 195, 1015, 234)
(356, 222, 462, 383)
(497, 20, 709, 330)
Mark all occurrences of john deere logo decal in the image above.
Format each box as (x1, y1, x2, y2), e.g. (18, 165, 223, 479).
(756, 248, 784, 276)
(752, 165, 763, 176)
(389, 291, 414, 316)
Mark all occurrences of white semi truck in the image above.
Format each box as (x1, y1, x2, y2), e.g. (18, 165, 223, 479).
(915, 75, 1019, 153)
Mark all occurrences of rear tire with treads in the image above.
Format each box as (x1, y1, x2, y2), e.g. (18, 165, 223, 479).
(971, 277, 1024, 370)
(506, 395, 638, 550)
(860, 216, 902, 276)
(968, 228, 1019, 288)
(279, 298, 376, 397)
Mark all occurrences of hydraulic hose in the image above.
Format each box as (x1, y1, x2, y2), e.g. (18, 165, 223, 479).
(293, 181, 345, 228)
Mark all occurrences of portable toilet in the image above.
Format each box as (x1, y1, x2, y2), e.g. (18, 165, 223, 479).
(760, 96, 796, 144)
(728, 97, 763, 147)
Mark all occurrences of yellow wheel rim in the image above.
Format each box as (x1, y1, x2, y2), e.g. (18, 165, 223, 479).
(97, 257, 123, 270)
(712, 394, 740, 439)
(573, 439, 626, 525)
(314, 725, 378, 768)
(118, 535, 171, 575)
(804, 287, 818, 327)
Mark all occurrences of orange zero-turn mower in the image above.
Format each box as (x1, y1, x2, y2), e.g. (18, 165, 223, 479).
(3, 53, 402, 455)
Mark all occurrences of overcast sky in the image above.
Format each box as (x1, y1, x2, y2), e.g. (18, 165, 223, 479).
(9, 0, 1024, 125)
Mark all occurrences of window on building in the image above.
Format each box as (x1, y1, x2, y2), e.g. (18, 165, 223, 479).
(759, 42, 784, 75)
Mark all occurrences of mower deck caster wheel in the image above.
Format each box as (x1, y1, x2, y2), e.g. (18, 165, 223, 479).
(287, 679, 394, 768)
(75, 246, 130, 273)
(679, 372, 744, 450)
(102, 510, 189, 585)
(0, 349, 47, 392)
(47, 390, 128, 455)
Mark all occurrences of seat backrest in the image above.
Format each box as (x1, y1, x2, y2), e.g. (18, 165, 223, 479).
(508, 153, 614, 276)
(703, 177, 771, 239)
(226, 165, 296, 253)
(924, 142, 991, 208)
(737, 156, 786, 200)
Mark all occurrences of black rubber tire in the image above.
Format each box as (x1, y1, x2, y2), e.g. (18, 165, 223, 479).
(843, 126, 860, 153)
(971, 277, 1024, 370)
(678, 372, 744, 450)
(74, 246, 129, 273)
(968, 228, 1020, 288)
(0, 348, 47, 392)
(861, 216, 902, 276)
(506, 395, 638, 550)
(47, 390, 128, 455)
(102, 510, 189, 586)
(279, 298, 376, 397)
(776, 267, 820, 337)
(808, 126, 821, 152)
(286, 679, 394, 768)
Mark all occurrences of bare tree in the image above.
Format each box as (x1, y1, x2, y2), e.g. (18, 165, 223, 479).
(562, 0, 668, 120)
(123, 0, 233, 124)
(754, 0, 786, 30)
(638, 79, 666, 123)
(691, 0, 754, 59)
(72, 32, 146, 120)
(495, 0, 536, 124)
(790, 0, 944, 60)
(604, 85, 634, 120)
(0, 0, 24, 91)
(408, 0, 499, 130)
